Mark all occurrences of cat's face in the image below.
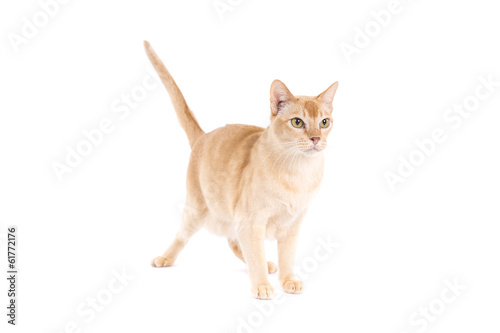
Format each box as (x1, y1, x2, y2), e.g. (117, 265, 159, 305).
(269, 80, 338, 156)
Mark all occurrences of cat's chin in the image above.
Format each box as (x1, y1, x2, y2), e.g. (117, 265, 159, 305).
(302, 147, 323, 156)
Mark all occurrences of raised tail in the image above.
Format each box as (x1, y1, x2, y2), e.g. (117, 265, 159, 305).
(144, 41, 204, 148)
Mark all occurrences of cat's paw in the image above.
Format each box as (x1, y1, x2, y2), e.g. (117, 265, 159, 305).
(251, 284, 275, 299)
(267, 261, 277, 274)
(281, 279, 304, 294)
(151, 256, 174, 267)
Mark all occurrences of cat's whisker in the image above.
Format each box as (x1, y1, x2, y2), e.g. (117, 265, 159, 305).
(273, 141, 296, 145)
(264, 143, 296, 157)
(266, 141, 296, 148)
(262, 142, 295, 163)
(290, 150, 300, 174)
(279, 147, 298, 175)
(272, 146, 296, 170)
(291, 151, 301, 174)
(262, 144, 297, 163)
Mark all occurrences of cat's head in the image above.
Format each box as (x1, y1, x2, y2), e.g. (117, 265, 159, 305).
(269, 80, 338, 156)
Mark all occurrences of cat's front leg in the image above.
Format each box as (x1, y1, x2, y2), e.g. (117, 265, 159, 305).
(237, 220, 274, 299)
(278, 213, 305, 294)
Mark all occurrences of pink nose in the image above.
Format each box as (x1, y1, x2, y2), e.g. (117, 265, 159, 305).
(310, 137, 320, 145)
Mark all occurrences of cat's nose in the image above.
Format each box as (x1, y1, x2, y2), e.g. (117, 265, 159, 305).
(310, 137, 320, 145)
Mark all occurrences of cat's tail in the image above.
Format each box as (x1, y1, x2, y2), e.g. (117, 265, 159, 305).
(144, 41, 204, 148)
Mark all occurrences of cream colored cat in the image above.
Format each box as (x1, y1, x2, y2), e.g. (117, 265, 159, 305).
(145, 41, 338, 299)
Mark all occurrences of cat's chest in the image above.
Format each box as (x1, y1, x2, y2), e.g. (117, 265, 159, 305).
(269, 171, 322, 211)
(274, 192, 312, 215)
(270, 160, 324, 195)
(259, 177, 320, 239)
(265, 199, 308, 239)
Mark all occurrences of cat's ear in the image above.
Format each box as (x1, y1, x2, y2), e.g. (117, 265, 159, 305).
(270, 80, 295, 115)
(317, 82, 339, 108)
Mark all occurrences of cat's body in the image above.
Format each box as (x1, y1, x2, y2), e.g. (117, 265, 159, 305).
(145, 41, 338, 299)
(188, 123, 323, 240)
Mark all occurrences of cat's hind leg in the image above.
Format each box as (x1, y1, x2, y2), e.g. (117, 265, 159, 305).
(227, 239, 277, 274)
(151, 209, 202, 267)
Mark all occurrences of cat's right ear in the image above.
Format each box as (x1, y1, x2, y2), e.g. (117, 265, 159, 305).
(270, 80, 295, 116)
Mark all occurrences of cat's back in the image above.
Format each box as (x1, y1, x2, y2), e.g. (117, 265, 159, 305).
(207, 123, 264, 143)
(191, 124, 264, 166)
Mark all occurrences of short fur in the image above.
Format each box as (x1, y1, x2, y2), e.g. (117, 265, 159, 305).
(145, 41, 338, 299)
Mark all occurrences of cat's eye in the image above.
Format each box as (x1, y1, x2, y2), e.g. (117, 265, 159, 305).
(291, 118, 304, 128)
(320, 118, 330, 128)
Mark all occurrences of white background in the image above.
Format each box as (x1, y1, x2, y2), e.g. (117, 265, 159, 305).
(1, 0, 499, 332)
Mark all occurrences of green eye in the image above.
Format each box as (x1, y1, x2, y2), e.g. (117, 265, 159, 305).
(291, 118, 304, 128)
(320, 118, 330, 128)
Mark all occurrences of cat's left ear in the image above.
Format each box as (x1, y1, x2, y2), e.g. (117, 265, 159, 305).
(270, 80, 295, 116)
(317, 82, 339, 109)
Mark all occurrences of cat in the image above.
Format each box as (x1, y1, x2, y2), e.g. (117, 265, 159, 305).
(144, 41, 338, 299)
